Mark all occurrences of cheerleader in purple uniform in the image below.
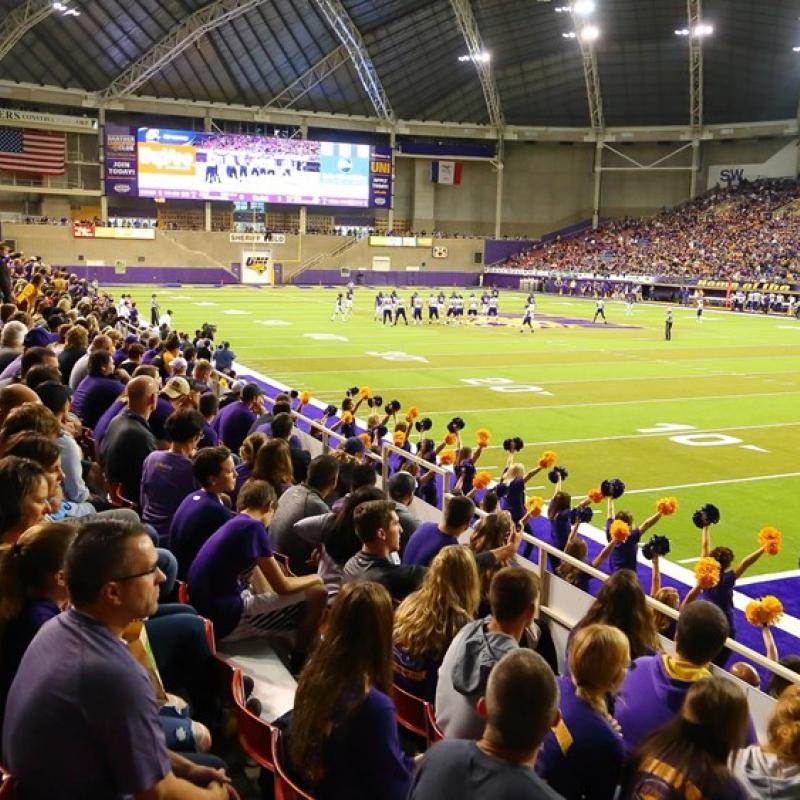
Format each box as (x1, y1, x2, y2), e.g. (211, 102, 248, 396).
(452, 436, 486, 496)
(556, 516, 616, 593)
(604, 496, 664, 576)
(496, 444, 543, 526)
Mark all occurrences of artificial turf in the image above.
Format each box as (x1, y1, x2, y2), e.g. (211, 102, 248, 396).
(122, 284, 800, 577)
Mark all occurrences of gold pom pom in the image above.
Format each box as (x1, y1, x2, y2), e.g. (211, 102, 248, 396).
(610, 520, 631, 543)
(299, 390, 311, 405)
(473, 471, 492, 490)
(526, 496, 544, 517)
(587, 488, 604, 504)
(656, 496, 679, 516)
(758, 526, 782, 556)
(695, 557, 721, 589)
(476, 428, 491, 447)
(439, 450, 456, 466)
(746, 596, 784, 627)
(538, 450, 558, 469)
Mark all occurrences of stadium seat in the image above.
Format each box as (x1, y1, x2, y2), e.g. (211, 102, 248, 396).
(231, 667, 276, 773)
(176, 581, 190, 605)
(0, 775, 15, 799)
(203, 618, 216, 655)
(392, 683, 428, 739)
(425, 702, 444, 746)
(108, 482, 138, 511)
(272, 729, 315, 800)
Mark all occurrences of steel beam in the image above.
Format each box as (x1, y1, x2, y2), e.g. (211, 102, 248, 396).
(578, 37, 604, 131)
(0, 0, 56, 63)
(99, 0, 268, 102)
(688, 0, 703, 129)
(448, 0, 504, 135)
(310, 0, 394, 121)
(262, 45, 348, 111)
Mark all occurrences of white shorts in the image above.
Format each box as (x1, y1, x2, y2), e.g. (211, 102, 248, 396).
(223, 587, 306, 642)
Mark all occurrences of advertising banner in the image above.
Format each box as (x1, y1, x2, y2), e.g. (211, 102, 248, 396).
(369, 145, 393, 209)
(241, 249, 274, 285)
(72, 223, 155, 240)
(104, 125, 138, 197)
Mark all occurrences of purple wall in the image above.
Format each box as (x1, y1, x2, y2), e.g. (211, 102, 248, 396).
(294, 269, 481, 287)
(483, 240, 535, 266)
(59, 264, 241, 285)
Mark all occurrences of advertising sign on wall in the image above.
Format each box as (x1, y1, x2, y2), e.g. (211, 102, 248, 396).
(104, 126, 138, 197)
(369, 146, 393, 209)
(241, 249, 274, 285)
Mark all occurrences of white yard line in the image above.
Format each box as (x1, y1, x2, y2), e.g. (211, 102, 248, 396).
(572, 472, 800, 497)
(738, 570, 800, 586)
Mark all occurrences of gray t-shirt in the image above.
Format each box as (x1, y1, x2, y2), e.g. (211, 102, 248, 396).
(410, 740, 564, 800)
(2, 609, 171, 799)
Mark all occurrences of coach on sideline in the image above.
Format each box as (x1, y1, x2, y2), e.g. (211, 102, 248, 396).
(2, 519, 237, 799)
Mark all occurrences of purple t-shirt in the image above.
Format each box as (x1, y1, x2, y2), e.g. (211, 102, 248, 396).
(402, 522, 456, 568)
(93, 398, 125, 444)
(214, 400, 256, 453)
(505, 477, 526, 522)
(187, 515, 274, 639)
(605, 518, 643, 573)
(2, 609, 171, 798)
(537, 674, 624, 800)
(169, 489, 235, 579)
(71, 375, 124, 430)
(551, 508, 572, 551)
(198, 421, 219, 449)
(140, 450, 197, 543)
(454, 459, 476, 494)
(702, 570, 737, 634)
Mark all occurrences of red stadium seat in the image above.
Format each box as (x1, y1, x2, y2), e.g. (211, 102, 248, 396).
(425, 702, 444, 745)
(272, 729, 315, 800)
(392, 683, 428, 739)
(108, 482, 138, 511)
(176, 581, 190, 605)
(231, 668, 276, 772)
(203, 618, 216, 654)
(0, 775, 15, 799)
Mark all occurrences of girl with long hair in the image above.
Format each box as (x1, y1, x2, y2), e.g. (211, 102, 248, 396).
(572, 569, 659, 661)
(0, 456, 51, 544)
(538, 624, 629, 800)
(232, 431, 268, 505)
(623, 677, 749, 799)
(249, 437, 294, 498)
(470, 511, 517, 615)
(0, 522, 75, 713)
(289, 581, 413, 799)
(393, 546, 481, 701)
(731, 683, 800, 797)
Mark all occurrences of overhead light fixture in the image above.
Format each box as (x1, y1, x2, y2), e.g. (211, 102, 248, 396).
(579, 24, 600, 42)
(674, 28, 690, 36)
(562, 31, 577, 38)
(554, 5, 571, 12)
(794, 46, 800, 52)
(572, 0, 596, 16)
(52, 1, 80, 16)
(457, 52, 491, 63)
(693, 23, 713, 37)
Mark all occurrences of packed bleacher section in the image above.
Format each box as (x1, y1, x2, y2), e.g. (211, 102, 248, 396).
(1, 246, 799, 799)
(503, 178, 800, 282)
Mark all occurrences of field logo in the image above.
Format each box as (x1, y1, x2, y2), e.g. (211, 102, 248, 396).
(241, 250, 273, 285)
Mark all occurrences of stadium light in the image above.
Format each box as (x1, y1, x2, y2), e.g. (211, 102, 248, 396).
(579, 24, 600, 42)
(457, 52, 491, 63)
(674, 28, 690, 36)
(693, 23, 713, 37)
(572, 1, 596, 16)
(562, 31, 577, 38)
(52, 1, 80, 16)
(794, 46, 800, 52)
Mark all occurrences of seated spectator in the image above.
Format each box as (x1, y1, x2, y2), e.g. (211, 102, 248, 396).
(0, 522, 76, 714)
(197, 391, 220, 448)
(436, 567, 539, 740)
(289, 581, 414, 800)
(410, 649, 561, 800)
(767, 655, 800, 699)
(68, 333, 112, 390)
(393, 546, 481, 702)
(622, 677, 749, 800)
(213, 382, 264, 452)
(615, 599, 733, 753)
(0, 345, 59, 387)
(192, 359, 213, 394)
(731, 684, 800, 798)
(70, 349, 125, 430)
(119, 342, 145, 375)
(1, 519, 235, 798)
(187, 480, 326, 660)
(169, 446, 236, 579)
(269, 454, 339, 575)
(248, 437, 294, 500)
(403, 495, 477, 567)
(0, 320, 27, 373)
(330, 460, 377, 513)
(537, 624, 628, 800)
(0, 384, 39, 428)
(98, 375, 159, 503)
(140, 410, 205, 543)
(0, 456, 50, 544)
(313, 485, 386, 597)
(570, 569, 659, 662)
(470, 510, 517, 613)
(232, 431, 268, 504)
(57, 324, 88, 384)
(269, 411, 311, 483)
(387, 471, 421, 547)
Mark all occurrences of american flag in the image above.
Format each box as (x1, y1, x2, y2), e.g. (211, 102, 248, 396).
(0, 127, 66, 175)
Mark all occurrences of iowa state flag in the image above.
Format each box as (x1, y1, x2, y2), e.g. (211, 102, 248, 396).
(0, 127, 66, 175)
(431, 160, 462, 185)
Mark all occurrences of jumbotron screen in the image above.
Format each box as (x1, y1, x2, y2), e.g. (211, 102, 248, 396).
(135, 128, 380, 207)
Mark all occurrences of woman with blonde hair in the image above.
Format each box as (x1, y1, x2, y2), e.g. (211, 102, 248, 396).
(470, 511, 516, 615)
(393, 546, 481, 701)
(248, 437, 294, 498)
(537, 623, 629, 799)
(731, 683, 800, 798)
(232, 431, 268, 504)
(290, 581, 413, 799)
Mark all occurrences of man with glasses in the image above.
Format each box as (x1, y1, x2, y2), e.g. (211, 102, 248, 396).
(2, 519, 237, 799)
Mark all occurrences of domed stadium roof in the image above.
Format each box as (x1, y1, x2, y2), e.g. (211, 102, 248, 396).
(0, 0, 796, 131)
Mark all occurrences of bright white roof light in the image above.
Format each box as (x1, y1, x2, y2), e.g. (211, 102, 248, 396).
(793, 46, 800, 52)
(562, 31, 577, 38)
(579, 24, 600, 42)
(457, 52, 491, 63)
(52, 1, 80, 15)
(693, 23, 714, 37)
(572, 1, 596, 16)
(674, 28, 690, 36)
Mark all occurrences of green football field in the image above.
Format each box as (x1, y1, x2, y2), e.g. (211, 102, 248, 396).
(122, 284, 800, 577)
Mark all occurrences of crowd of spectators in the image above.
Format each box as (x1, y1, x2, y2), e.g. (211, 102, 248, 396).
(0, 244, 798, 799)
(503, 178, 800, 284)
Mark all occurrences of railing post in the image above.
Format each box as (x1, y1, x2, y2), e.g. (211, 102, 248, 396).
(381, 443, 390, 489)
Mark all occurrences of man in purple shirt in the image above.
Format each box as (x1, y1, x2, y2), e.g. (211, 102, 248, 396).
(187, 480, 326, 662)
(2, 518, 234, 799)
(169, 446, 237, 579)
(402, 495, 476, 567)
(213, 382, 265, 453)
(141, 409, 205, 543)
(71, 349, 126, 430)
